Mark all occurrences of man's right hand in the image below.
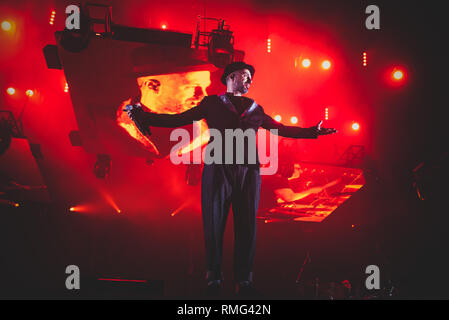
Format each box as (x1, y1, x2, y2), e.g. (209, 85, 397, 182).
(124, 103, 152, 137)
(124, 103, 143, 121)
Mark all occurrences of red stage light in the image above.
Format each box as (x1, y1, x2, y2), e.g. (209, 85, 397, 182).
(267, 38, 271, 53)
(324, 107, 329, 120)
(25, 90, 34, 97)
(101, 191, 122, 214)
(69, 207, 76, 212)
(6, 87, 15, 95)
(1, 20, 12, 31)
(387, 67, 407, 86)
(274, 115, 282, 122)
(321, 60, 331, 70)
(64, 83, 69, 93)
(301, 59, 311, 68)
(352, 122, 360, 131)
(362, 52, 367, 67)
(161, 24, 167, 30)
(393, 70, 404, 81)
(290, 116, 298, 124)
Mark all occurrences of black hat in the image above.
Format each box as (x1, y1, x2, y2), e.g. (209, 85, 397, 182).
(221, 61, 255, 85)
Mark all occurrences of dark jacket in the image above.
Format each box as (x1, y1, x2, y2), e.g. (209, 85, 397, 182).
(137, 94, 317, 165)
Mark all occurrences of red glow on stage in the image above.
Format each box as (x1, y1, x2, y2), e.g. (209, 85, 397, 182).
(301, 59, 311, 68)
(1, 20, 12, 31)
(274, 115, 282, 122)
(6, 87, 15, 95)
(321, 60, 331, 70)
(290, 116, 298, 124)
(98, 278, 148, 283)
(351, 122, 360, 131)
(25, 90, 34, 97)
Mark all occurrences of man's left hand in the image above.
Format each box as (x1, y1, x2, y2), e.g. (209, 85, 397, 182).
(314, 120, 337, 136)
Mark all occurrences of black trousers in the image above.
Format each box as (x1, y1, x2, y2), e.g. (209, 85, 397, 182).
(201, 163, 261, 282)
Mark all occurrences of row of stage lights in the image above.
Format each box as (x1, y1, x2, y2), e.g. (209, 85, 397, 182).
(43, 8, 169, 30)
(267, 38, 332, 70)
(273, 107, 330, 124)
(6, 87, 34, 97)
(5, 83, 69, 96)
(294, 58, 332, 70)
(273, 113, 360, 132)
(3, 12, 406, 82)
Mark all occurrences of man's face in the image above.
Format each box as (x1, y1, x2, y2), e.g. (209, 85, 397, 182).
(230, 68, 252, 95)
(137, 70, 211, 113)
(117, 71, 211, 156)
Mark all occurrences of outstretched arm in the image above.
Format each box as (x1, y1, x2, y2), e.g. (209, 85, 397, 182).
(262, 114, 337, 139)
(128, 96, 209, 129)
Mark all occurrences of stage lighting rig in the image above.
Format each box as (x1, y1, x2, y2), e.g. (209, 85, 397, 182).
(194, 16, 239, 68)
(84, 3, 112, 36)
(59, 3, 112, 53)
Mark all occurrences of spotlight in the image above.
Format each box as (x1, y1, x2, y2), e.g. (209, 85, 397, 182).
(69, 207, 76, 212)
(93, 154, 111, 179)
(102, 191, 121, 213)
(387, 67, 407, 86)
(1, 20, 12, 31)
(267, 38, 271, 53)
(324, 107, 329, 120)
(161, 24, 167, 30)
(274, 115, 282, 122)
(301, 59, 311, 68)
(290, 116, 298, 124)
(7, 87, 15, 95)
(362, 52, 367, 67)
(392, 69, 404, 81)
(64, 83, 69, 93)
(25, 90, 34, 97)
(321, 60, 331, 70)
(207, 19, 235, 68)
(352, 122, 360, 131)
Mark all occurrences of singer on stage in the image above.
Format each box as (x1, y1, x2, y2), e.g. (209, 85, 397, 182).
(126, 61, 337, 296)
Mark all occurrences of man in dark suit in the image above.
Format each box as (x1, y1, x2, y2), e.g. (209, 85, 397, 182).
(127, 61, 337, 296)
